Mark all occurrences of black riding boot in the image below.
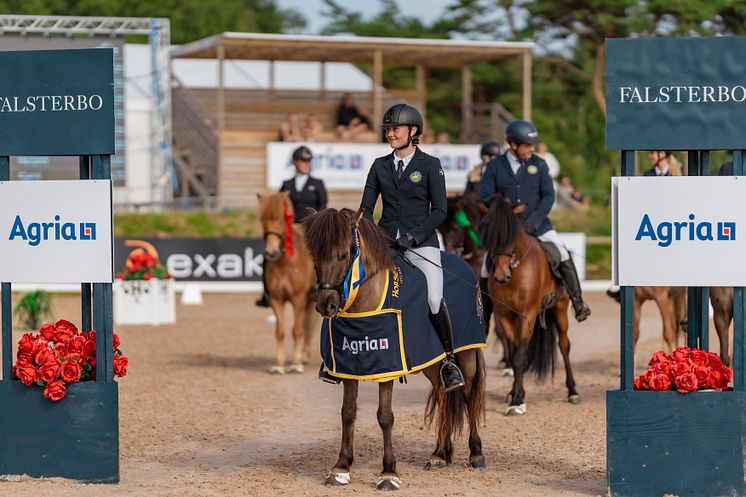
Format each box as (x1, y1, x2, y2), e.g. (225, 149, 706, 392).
(255, 267, 270, 308)
(479, 276, 493, 329)
(429, 299, 466, 392)
(559, 259, 591, 322)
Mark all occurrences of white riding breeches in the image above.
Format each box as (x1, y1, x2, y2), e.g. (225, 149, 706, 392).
(479, 228, 570, 278)
(403, 246, 443, 314)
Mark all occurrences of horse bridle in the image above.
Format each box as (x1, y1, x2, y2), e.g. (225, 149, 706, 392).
(263, 230, 285, 255)
(493, 236, 533, 279)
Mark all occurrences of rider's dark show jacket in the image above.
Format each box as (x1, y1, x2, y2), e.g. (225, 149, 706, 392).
(280, 176, 328, 223)
(360, 147, 446, 249)
(479, 153, 555, 236)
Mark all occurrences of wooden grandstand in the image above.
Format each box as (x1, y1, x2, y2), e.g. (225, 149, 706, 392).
(170, 33, 534, 210)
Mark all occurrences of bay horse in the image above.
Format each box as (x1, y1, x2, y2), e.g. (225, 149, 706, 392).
(478, 194, 578, 416)
(439, 194, 511, 373)
(303, 207, 486, 491)
(632, 286, 687, 355)
(257, 191, 318, 374)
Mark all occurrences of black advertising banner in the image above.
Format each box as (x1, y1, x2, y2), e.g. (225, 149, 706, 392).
(115, 238, 265, 282)
(0, 48, 115, 156)
(606, 37, 746, 151)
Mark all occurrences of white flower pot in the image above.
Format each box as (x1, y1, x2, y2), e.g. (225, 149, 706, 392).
(113, 280, 175, 326)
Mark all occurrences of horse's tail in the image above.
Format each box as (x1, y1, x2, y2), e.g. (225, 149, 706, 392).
(526, 309, 557, 380)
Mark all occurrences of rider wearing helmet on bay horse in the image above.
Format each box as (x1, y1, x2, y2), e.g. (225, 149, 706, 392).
(359, 103, 466, 392)
(479, 120, 591, 322)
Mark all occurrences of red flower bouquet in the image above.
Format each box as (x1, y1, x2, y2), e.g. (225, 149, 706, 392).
(634, 347, 732, 393)
(116, 250, 171, 281)
(13, 319, 128, 402)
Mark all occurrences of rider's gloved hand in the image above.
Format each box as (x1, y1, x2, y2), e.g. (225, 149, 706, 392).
(525, 224, 537, 236)
(395, 232, 415, 250)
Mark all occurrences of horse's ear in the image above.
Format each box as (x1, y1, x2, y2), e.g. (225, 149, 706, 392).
(354, 208, 365, 225)
(513, 203, 527, 216)
(477, 201, 489, 215)
(306, 207, 318, 217)
(256, 192, 263, 200)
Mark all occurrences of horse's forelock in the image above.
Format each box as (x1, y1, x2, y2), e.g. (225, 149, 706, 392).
(303, 209, 350, 259)
(478, 197, 519, 255)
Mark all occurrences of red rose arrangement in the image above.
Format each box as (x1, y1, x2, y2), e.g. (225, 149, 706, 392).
(116, 250, 171, 281)
(634, 347, 732, 393)
(12, 319, 128, 402)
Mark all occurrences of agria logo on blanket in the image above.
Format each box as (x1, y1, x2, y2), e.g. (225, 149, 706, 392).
(635, 213, 735, 247)
(342, 336, 389, 354)
(8, 215, 97, 247)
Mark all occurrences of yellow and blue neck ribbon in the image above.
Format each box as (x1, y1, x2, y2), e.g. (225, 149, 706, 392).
(341, 225, 366, 313)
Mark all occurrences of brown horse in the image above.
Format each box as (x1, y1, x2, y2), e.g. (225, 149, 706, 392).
(303, 207, 486, 490)
(439, 194, 511, 373)
(710, 286, 733, 366)
(257, 191, 318, 374)
(478, 194, 577, 416)
(633, 286, 687, 355)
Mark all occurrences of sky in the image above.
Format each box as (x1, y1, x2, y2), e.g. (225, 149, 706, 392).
(276, 0, 454, 34)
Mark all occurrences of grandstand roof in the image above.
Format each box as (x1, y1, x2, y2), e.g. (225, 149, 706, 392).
(171, 32, 534, 67)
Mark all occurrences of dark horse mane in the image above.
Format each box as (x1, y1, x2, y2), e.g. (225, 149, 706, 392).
(478, 193, 520, 255)
(446, 193, 482, 226)
(303, 208, 394, 273)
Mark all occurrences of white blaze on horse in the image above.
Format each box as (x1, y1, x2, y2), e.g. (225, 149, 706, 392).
(303, 207, 486, 491)
(257, 191, 318, 374)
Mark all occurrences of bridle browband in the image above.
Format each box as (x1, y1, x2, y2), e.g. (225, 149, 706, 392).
(492, 236, 533, 282)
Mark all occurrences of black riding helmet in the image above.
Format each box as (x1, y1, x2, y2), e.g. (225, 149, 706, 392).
(505, 120, 540, 145)
(480, 141, 501, 158)
(380, 103, 424, 148)
(292, 145, 313, 161)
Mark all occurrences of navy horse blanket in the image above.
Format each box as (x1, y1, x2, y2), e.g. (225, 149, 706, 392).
(320, 251, 486, 382)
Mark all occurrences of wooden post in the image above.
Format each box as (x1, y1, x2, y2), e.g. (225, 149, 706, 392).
(620, 150, 635, 390)
(699, 150, 710, 351)
(461, 65, 472, 142)
(217, 42, 225, 204)
(372, 50, 383, 125)
(522, 50, 532, 122)
(79, 155, 92, 332)
(415, 64, 426, 124)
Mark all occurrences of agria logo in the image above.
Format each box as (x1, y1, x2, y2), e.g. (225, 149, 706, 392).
(341, 336, 389, 355)
(8, 215, 97, 247)
(635, 213, 735, 247)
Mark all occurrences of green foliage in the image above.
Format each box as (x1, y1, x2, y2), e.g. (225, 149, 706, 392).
(115, 210, 260, 238)
(13, 290, 53, 331)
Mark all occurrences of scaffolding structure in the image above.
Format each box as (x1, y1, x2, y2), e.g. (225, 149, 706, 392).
(0, 15, 174, 206)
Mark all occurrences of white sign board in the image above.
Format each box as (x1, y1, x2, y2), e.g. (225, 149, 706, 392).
(0, 180, 113, 283)
(267, 142, 480, 191)
(612, 176, 745, 286)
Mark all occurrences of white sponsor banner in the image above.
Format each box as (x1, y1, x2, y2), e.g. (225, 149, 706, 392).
(266, 142, 480, 191)
(0, 180, 113, 283)
(612, 176, 746, 286)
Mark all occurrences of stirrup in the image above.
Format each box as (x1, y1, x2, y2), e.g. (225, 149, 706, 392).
(440, 360, 465, 392)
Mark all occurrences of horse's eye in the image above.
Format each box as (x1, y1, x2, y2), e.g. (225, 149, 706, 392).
(338, 253, 347, 261)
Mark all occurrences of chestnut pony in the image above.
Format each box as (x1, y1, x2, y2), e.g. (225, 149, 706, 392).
(303, 207, 486, 491)
(478, 194, 578, 416)
(257, 192, 318, 374)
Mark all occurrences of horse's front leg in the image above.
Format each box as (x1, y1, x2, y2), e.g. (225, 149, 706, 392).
(325, 380, 358, 486)
(376, 380, 400, 491)
(504, 315, 528, 416)
(269, 298, 286, 374)
(287, 296, 306, 373)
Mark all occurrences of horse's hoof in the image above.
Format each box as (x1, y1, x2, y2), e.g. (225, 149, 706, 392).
(469, 457, 486, 469)
(268, 365, 285, 375)
(501, 368, 514, 377)
(568, 394, 580, 404)
(505, 403, 527, 416)
(325, 471, 350, 486)
(287, 363, 304, 374)
(424, 458, 448, 470)
(375, 475, 401, 491)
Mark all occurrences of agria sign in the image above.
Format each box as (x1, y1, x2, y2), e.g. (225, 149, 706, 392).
(635, 214, 736, 247)
(8, 215, 97, 247)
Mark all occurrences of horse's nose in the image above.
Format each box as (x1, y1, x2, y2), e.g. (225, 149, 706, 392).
(264, 250, 281, 262)
(316, 300, 338, 318)
(495, 274, 511, 285)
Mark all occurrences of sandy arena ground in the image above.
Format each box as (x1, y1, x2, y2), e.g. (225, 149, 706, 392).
(0, 290, 715, 497)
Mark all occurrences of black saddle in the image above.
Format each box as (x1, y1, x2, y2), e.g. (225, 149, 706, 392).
(539, 241, 563, 281)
